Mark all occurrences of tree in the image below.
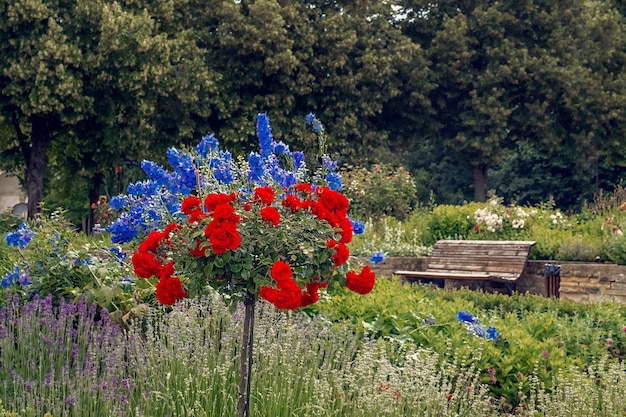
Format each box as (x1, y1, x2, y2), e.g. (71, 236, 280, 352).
(397, 0, 626, 203)
(0, 0, 215, 218)
(198, 0, 429, 162)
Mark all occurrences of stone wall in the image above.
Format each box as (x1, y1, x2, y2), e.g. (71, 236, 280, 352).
(366, 256, 626, 303)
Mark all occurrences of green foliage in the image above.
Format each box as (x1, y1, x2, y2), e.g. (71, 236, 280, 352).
(427, 203, 481, 243)
(1, 210, 147, 318)
(341, 163, 419, 221)
(313, 277, 626, 405)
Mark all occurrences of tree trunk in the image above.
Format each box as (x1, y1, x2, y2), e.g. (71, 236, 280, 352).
(237, 291, 255, 417)
(471, 164, 488, 202)
(26, 115, 53, 218)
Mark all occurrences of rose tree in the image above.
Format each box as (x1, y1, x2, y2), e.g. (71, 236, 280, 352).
(107, 113, 375, 417)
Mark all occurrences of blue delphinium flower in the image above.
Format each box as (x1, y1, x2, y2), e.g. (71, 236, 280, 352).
(321, 155, 338, 171)
(167, 148, 197, 193)
(305, 112, 323, 133)
(292, 151, 305, 169)
(141, 161, 174, 190)
(5, 223, 35, 248)
(456, 310, 477, 323)
(326, 172, 343, 191)
(369, 251, 386, 265)
(2, 264, 31, 288)
(423, 315, 436, 326)
(486, 326, 500, 340)
(109, 247, 127, 260)
(350, 219, 365, 235)
(195, 133, 220, 156)
(467, 322, 488, 338)
(256, 113, 274, 156)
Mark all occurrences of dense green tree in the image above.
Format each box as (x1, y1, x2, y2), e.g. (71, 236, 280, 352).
(397, 0, 626, 203)
(199, 0, 429, 162)
(0, 0, 215, 218)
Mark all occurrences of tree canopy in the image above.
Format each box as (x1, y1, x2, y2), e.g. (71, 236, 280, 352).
(1, 0, 626, 221)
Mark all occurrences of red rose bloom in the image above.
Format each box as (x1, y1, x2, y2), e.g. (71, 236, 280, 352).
(299, 282, 321, 307)
(204, 193, 234, 213)
(271, 260, 293, 282)
(259, 285, 302, 310)
(190, 240, 208, 257)
(282, 194, 304, 213)
(213, 203, 240, 223)
(181, 196, 201, 215)
(260, 206, 281, 226)
(317, 187, 349, 217)
(332, 243, 350, 266)
(345, 265, 376, 295)
(338, 217, 354, 244)
(295, 183, 313, 194)
(132, 251, 162, 278)
(206, 221, 241, 254)
(138, 230, 164, 253)
(254, 186, 275, 205)
(155, 276, 188, 305)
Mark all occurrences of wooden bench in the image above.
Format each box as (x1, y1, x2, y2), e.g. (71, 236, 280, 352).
(395, 240, 536, 290)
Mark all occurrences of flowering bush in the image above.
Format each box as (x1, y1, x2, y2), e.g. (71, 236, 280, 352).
(108, 113, 374, 308)
(1, 210, 142, 316)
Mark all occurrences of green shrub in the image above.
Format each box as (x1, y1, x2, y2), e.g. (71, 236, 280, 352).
(341, 163, 419, 221)
(427, 203, 480, 243)
(555, 238, 601, 262)
(601, 235, 626, 265)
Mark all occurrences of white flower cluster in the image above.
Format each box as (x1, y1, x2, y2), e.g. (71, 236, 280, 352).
(474, 207, 504, 232)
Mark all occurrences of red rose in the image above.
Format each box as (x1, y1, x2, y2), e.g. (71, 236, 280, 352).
(338, 217, 353, 244)
(132, 251, 163, 278)
(207, 221, 241, 254)
(311, 202, 338, 227)
(138, 230, 164, 253)
(317, 187, 349, 217)
(181, 196, 201, 215)
(259, 285, 301, 310)
(159, 260, 176, 280)
(282, 194, 304, 213)
(155, 276, 188, 305)
(271, 260, 293, 282)
(253, 186, 275, 205)
(300, 282, 321, 307)
(204, 193, 234, 213)
(345, 265, 376, 295)
(295, 183, 313, 194)
(332, 243, 350, 266)
(213, 203, 240, 223)
(190, 240, 208, 257)
(260, 206, 281, 226)
(163, 222, 182, 243)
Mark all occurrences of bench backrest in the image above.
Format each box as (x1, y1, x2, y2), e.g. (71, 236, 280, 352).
(427, 240, 536, 280)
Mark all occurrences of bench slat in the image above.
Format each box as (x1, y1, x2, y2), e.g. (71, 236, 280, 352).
(394, 240, 535, 285)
